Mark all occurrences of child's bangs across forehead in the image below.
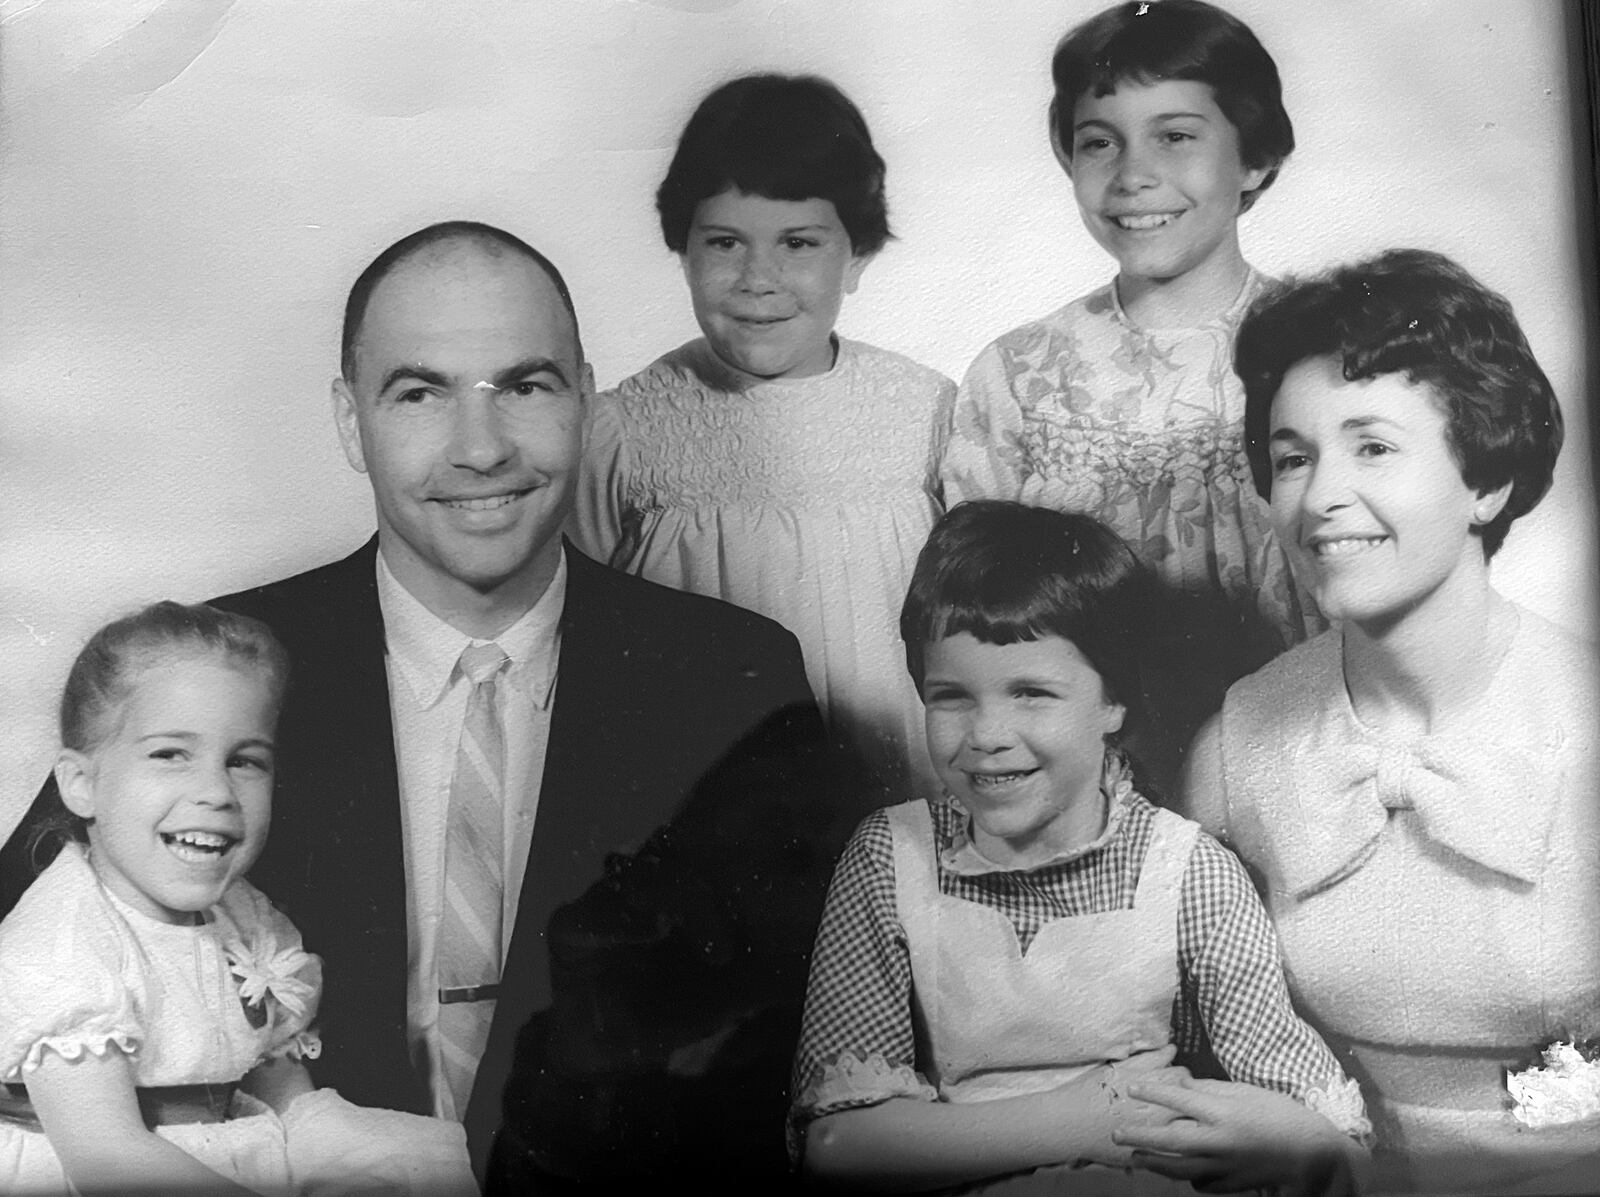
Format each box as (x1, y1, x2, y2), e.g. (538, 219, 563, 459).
(919, 582, 1076, 660)
(1050, 0, 1293, 204)
(901, 502, 1148, 709)
(656, 73, 890, 256)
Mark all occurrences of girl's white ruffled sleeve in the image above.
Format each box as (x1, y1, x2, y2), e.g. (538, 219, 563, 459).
(0, 849, 144, 1081)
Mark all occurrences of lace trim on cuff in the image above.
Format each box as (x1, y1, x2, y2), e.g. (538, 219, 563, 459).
(789, 1050, 939, 1167)
(1304, 1074, 1374, 1144)
(797, 1049, 937, 1121)
(7, 1030, 139, 1080)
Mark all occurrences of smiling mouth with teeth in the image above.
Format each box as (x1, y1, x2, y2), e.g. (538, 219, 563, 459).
(967, 770, 1038, 788)
(438, 492, 525, 511)
(161, 830, 237, 860)
(1311, 536, 1389, 558)
(1112, 213, 1179, 231)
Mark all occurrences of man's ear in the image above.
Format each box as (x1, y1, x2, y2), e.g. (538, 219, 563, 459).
(55, 749, 98, 820)
(331, 377, 368, 475)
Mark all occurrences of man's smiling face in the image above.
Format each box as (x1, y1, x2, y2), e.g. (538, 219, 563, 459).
(334, 241, 589, 619)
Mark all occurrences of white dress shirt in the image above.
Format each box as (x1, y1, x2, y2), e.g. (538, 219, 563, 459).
(376, 550, 565, 1120)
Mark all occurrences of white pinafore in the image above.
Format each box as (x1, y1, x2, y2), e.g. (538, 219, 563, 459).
(888, 800, 1199, 1194)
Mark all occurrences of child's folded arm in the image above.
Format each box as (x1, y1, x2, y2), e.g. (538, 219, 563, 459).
(240, 1053, 316, 1115)
(788, 811, 918, 1157)
(1174, 833, 1369, 1138)
(1151, 830, 1371, 1195)
(27, 1046, 258, 1197)
(799, 1047, 1189, 1191)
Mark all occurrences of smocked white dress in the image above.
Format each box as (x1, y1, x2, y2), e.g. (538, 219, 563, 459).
(576, 336, 954, 799)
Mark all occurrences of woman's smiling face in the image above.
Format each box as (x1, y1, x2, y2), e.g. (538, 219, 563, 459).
(1266, 355, 1506, 631)
(682, 188, 868, 382)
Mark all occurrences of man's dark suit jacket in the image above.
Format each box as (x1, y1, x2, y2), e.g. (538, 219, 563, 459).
(0, 538, 868, 1186)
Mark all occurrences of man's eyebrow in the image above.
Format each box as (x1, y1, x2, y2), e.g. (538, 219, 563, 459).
(377, 363, 452, 394)
(493, 357, 570, 388)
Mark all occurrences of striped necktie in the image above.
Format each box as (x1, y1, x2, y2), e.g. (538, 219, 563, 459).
(437, 640, 510, 1118)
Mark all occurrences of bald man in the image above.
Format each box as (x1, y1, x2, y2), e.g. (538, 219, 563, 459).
(1, 223, 867, 1189)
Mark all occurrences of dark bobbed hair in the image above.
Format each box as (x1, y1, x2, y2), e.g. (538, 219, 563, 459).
(656, 73, 891, 256)
(1049, 0, 1293, 213)
(1235, 248, 1563, 559)
(900, 501, 1150, 728)
(340, 221, 581, 382)
(34, 601, 291, 869)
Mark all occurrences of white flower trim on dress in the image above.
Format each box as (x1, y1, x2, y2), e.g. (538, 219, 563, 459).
(6, 1028, 139, 1080)
(1508, 1042, 1600, 1129)
(224, 932, 317, 1022)
(799, 1049, 939, 1119)
(264, 1029, 323, 1062)
(1304, 1074, 1374, 1144)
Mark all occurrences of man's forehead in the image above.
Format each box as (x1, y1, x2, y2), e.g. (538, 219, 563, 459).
(353, 246, 581, 372)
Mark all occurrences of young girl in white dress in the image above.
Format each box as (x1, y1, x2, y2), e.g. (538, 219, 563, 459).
(0, 601, 474, 1196)
(790, 502, 1369, 1194)
(574, 73, 955, 800)
(940, 0, 1320, 793)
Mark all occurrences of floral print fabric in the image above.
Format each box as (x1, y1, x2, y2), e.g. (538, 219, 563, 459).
(941, 274, 1323, 791)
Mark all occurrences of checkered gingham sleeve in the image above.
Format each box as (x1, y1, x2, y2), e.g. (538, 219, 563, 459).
(789, 809, 936, 1144)
(1175, 831, 1349, 1099)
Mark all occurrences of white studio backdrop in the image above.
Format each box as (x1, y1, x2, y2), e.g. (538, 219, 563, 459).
(3, 0, 1594, 834)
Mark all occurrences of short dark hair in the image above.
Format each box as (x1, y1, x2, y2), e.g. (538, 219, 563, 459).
(1049, 0, 1292, 213)
(656, 73, 891, 256)
(900, 502, 1150, 725)
(340, 221, 581, 382)
(1235, 248, 1563, 559)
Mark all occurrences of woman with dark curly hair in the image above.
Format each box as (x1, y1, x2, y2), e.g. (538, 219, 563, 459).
(1121, 249, 1600, 1193)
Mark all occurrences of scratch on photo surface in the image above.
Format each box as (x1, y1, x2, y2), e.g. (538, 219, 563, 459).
(11, 616, 55, 647)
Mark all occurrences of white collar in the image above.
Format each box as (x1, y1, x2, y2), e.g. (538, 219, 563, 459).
(376, 548, 566, 711)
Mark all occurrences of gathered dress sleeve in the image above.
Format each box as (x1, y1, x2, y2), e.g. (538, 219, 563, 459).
(571, 389, 631, 565)
(925, 375, 958, 511)
(0, 847, 143, 1081)
(1172, 831, 1371, 1141)
(789, 810, 937, 1159)
(940, 341, 1031, 508)
(215, 880, 323, 1065)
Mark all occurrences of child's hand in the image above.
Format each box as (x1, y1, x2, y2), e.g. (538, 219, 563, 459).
(1067, 1045, 1193, 1167)
(1112, 1076, 1368, 1196)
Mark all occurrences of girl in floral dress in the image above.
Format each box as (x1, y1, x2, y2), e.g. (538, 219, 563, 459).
(575, 73, 955, 800)
(0, 601, 473, 1196)
(941, 1, 1320, 792)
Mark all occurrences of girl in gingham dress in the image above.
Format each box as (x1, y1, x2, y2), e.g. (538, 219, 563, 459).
(789, 502, 1368, 1194)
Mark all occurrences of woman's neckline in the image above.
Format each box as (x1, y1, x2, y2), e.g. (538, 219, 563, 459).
(1337, 599, 1523, 738)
